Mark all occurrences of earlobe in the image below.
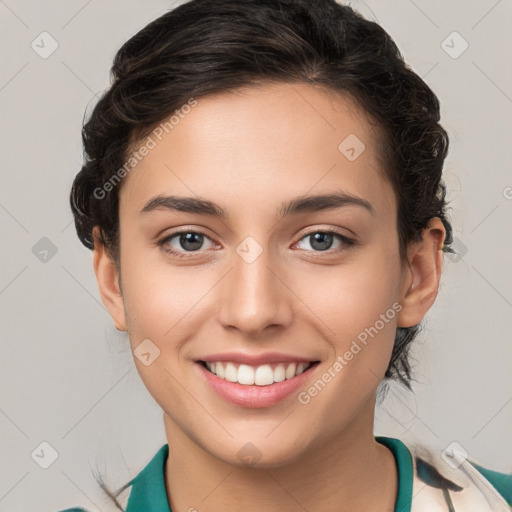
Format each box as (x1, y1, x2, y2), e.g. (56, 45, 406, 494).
(396, 218, 446, 328)
(92, 227, 127, 331)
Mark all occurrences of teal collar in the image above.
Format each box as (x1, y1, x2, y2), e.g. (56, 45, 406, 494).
(125, 444, 171, 512)
(126, 437, 413, 512)
(376, 436, 414, 512)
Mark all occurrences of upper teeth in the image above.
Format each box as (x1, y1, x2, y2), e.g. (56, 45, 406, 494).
(204, 361, 311, 386)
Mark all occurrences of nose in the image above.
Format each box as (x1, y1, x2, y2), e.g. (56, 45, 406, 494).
(217, 241, 293, 337)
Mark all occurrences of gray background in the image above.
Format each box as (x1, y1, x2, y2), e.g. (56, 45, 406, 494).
(1, 1, 511, 511)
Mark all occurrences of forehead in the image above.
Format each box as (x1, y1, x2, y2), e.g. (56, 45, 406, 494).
(119, 82, 395, 219)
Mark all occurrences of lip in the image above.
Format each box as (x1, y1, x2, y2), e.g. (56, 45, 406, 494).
(197, 351, 315, 366)
(196, 360, 320, 408)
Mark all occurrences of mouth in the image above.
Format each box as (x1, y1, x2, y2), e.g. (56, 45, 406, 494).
(194, 352, 322, 408)
(197, 360, 320, 386)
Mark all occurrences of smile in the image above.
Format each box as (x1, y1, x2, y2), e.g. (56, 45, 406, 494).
(199, 360, 316, 386)
(195, 352, 321, 408)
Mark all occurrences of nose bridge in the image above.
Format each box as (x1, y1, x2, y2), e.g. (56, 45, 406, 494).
(217, 235, 291, 334)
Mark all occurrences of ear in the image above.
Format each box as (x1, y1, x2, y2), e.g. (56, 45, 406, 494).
(396, 218, 446, 328)
(92, 226, 127, 331)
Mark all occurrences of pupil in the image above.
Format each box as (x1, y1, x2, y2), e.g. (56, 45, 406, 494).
(181, 233, 203, 251)
(311, 233, 332, 251)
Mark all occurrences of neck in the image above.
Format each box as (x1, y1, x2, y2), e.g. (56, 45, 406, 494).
(163, 394, 398, 512)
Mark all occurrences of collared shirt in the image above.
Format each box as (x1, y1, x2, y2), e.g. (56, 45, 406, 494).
(59, 436, 512, 512)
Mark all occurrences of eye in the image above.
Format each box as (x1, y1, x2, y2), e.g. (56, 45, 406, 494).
(294, 229, 357, 254)
(158, 227, 357, 260)
(158, 229, 216, 258)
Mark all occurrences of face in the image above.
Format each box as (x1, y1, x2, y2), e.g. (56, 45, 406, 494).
(95, 82, 442, 468)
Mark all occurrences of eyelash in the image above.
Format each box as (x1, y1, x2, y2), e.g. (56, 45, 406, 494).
(157, 228, 357, 259)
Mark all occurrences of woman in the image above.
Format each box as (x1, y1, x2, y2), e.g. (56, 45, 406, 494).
(63, 0, 511, 510)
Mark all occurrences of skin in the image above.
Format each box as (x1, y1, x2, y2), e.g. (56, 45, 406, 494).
(93, 82, 446, 512)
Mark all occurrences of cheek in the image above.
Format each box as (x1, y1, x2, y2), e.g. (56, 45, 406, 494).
(122, 269, 193, 339)
(119, 245, 218, 361)
(119, 235, 185, 327)
(303, 242, 401, 332)
(119, 257, 199, 408)
(307, 241, 402, 383)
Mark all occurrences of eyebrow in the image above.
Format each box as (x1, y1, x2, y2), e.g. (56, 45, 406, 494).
(140, 191, 375, 218)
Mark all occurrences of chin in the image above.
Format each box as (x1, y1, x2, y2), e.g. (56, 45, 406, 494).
(204, 435, 312, 470)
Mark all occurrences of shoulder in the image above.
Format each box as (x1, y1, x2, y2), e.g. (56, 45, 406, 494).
(468, 460, 512, 506)
(55, 444, 170, 512)
(401, 435, 512, 511)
